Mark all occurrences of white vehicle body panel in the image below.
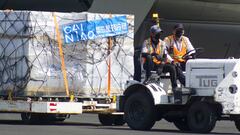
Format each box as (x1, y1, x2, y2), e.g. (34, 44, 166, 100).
(0, 101, 82, 114)
(31, 102, 82, 114)
(127, 59, 240, 114)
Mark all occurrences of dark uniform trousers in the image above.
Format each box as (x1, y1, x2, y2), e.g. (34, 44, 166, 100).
(143, 54, 185, 88)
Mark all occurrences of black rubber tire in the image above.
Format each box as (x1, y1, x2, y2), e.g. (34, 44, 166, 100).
(113, 115, 125, 126)
(54, 117, 66, 122)
(21, 113, 67, 124)
(173, 117, 190, 131)
(45, 114, 68, 122)
(187, 102, 217, 133)
(98, 114, 114, 126)
(21, 113, 39, 124)
(52, 114, 68, 122)
(234, 119, 240, 131)
(124, 92, 156, 130)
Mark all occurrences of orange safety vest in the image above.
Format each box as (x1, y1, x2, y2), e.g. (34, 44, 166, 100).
(167, 35, 187, 63)
(143, 38, 164, 64)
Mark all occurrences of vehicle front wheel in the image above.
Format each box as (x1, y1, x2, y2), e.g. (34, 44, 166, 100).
(124, 92, 156, 130)
(187, 102, 217, 133)
(234, 119, 240, 131)
(173, 117, 190, 131)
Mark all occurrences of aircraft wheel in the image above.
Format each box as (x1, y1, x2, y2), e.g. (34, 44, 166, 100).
(124, 92, 156, 130)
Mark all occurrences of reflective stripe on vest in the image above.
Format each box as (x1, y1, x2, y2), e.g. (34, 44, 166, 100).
(168, 35, 187, 63)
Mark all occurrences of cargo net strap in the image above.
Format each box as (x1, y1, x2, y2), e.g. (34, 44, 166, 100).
(0, 11, 134, 97)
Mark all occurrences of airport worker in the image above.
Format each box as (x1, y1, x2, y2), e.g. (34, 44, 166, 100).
(141, 25, 182, 94)
(164, 23, 195, 71)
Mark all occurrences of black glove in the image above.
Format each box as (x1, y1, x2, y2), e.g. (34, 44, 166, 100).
(190, 53, 196, 59)
(175, 62, 181, 67)
(151, 52, 158, 56)
(141, 53, 149, 58)
(155, 55, 162, 61)
(183, 53, 195, 60)
(171, 61, 180, 67)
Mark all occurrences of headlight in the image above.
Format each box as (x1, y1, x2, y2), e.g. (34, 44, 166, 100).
(232, 71, 238, 78)
(229, 84, 238, 94)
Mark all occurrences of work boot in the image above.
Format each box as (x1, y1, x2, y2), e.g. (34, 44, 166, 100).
(156, 66, 163, 75)
(167, 90, 173, 95)
(143, 77, 151, 84)
(174, 89, 182, 104)
(174, 98, 181, 104)
(168, 85, 178, 95)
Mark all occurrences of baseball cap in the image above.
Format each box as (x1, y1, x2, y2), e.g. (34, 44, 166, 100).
(174, 23, 184, 30)
(150, 25, 163, 34)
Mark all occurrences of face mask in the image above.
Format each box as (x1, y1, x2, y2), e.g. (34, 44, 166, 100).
(151, 33, 160, 44)
(155, 33, 161, 40)
(175, 30, 183, 38)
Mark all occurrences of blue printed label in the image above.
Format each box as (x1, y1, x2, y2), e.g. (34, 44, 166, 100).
(62, 16, 128, 44)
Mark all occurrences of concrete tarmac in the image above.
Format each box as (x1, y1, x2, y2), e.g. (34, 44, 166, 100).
(0, 113, 239, 135)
